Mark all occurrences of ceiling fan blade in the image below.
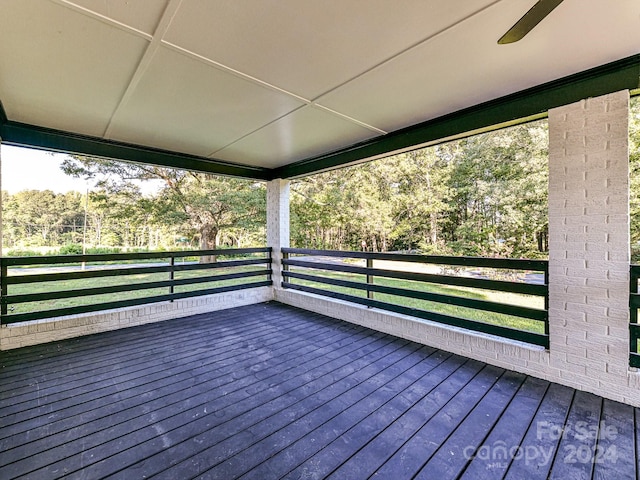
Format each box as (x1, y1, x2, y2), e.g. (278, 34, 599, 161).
(498, 0, 565, 44)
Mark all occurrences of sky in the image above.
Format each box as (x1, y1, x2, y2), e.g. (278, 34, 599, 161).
(1, 145, 87, 193)
(1, 145, 162, 194)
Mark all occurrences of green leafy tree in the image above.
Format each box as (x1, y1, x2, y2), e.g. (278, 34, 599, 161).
(60, 156, 266, 257)
(440, 122, 548, 257)
(2, 190, 84, 247)
(291, 119, 549, 258)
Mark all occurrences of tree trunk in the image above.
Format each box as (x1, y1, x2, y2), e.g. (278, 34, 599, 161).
(199, 225, 218, 263)
(430, 212, 438, 245)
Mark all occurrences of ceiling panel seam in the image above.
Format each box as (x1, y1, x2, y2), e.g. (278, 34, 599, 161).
(205, 105, 309, 159)
(158, 41, 388, 152)
(103, 0, 184, 139)
(159, 40, 312, 105)
(205, 103, 386, 160)
(310, 0, 503, 107)
(51, 0, 153, 41)
(311, 105, 387, 135)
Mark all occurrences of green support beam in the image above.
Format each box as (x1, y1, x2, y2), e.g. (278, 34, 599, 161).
(0, 110, 271, 180)
(1, 55, 639, 180)
(272, 54, 640, 179)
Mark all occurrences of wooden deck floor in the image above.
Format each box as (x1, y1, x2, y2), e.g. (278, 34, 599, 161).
(0, 301, 638, 480)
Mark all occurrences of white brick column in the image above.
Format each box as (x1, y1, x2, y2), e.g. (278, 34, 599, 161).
(548, 90, 635, 401)
(0, 135, 2, 257)
(266, 178, 290, 293)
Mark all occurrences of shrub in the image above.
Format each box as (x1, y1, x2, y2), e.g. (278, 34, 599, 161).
(59, 244, 84, 255)
(86, 247, 122, 255)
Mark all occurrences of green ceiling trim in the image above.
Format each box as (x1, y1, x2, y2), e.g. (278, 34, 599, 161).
(0, 110, 271, 180)
(272, 54, 640, 179)
(1, 54, 639, 181)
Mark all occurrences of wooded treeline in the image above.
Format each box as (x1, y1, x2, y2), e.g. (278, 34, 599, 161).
(3, 97, 640, 259)
(291, 120, 549, 258)
(2, 172, 267, 253)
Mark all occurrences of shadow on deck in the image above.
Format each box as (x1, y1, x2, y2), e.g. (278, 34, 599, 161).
(1, 302, 638, 479)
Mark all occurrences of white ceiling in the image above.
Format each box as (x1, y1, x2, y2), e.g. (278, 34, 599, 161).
(0, 0, 639, 170)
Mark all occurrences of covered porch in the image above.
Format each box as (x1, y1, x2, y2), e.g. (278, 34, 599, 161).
(1, 1, 640, 478)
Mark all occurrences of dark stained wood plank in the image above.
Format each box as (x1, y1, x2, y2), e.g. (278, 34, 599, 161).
(0, 304, 300, 402)
(414, 370, 526, 478)
(548, 390, 602, 480)
(369, 364, 504, 479)
(504, 382, 575, 479)
(322, 356, 481, 480)
(0, 307, 270, 396)
(233, 347, 447, 480)
(637, 408, 640, 479)
(104, 337, 420, 479)
(282, 350, 462, 480)
(1, 311, 382, 478)
(460, 375, 550, 479)
(16, 325, 399, 478)
(0, 314, 366, 476)
(592, 400, 636, 480)
(0, 305, 250, 381)
(1, 310, 303, 408)
(0, 307, 337, 438)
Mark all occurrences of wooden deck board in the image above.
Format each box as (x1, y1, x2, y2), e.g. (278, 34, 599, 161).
(460, 375, 549, 479)
(1, 301, 637, 480)
(414, 370, 527, 478)
(593, 400, 636, 480)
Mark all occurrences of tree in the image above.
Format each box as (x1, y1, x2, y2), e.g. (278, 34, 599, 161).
(2, 190, 84, 247)
(440, 122, 548, 257)
(389, 149, 451, 252)
(290, 119, 550, 258)
(60, 156, 266, 258)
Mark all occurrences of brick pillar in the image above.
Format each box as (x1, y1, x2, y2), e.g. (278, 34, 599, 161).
(0, 136, 2, 257)
(548, 91, 632, 400)
(266, 178, 290, 292)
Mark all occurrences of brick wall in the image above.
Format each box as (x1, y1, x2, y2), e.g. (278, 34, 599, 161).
(546, 90, 638, 403)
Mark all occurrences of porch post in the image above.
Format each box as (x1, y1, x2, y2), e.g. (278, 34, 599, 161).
(0, 135, 2, 257)
(266, 178, 290, 294)
(548, 90, 633, 401)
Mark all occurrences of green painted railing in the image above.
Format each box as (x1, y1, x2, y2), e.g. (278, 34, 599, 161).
(282, 248, 549, 347)
(0, 248, 272, 324)
(630, 265, 640, 367)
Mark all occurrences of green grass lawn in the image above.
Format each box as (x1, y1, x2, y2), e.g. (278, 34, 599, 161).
(4, 264, 267, 315)
(286, 268, 546, 334)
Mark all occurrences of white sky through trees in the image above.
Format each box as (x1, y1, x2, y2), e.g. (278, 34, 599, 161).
(1, 145, 161, 195)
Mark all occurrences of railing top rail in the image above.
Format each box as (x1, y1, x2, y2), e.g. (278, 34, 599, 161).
(282, 248, 547, 271)
(1, 247, 272, 266)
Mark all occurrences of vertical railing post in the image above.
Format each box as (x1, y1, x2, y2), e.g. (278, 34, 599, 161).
(630, 265, 638, 364)
(282, 249, 289, 287)
(366, 257, 374, 303)
(1, 261, 7, 317)
(544, 263, 549, 337)
(169, 255, 175, 302)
